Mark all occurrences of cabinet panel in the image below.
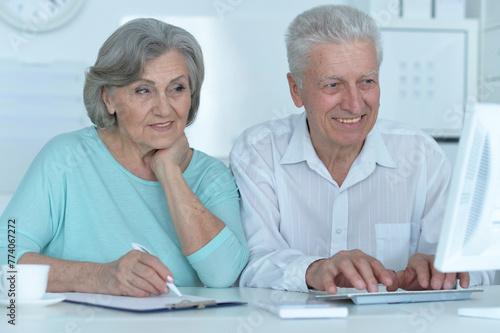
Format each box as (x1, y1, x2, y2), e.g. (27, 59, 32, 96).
(378, 20, 478, 138)
(483, 28, 500, 80)
(483, 0, 500, 28)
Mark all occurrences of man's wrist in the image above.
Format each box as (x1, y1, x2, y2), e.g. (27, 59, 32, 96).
(305, 258, 324, 290)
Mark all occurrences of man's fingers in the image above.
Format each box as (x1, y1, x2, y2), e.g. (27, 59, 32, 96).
(440, 273, 457, 290)
(352, 254, 396, 291)
(410, 257, 432, 289)
(306, 250, 400, 293)
(306, 259, 340, 294)
(321, 273, 338, 295)
(336, 257, 367, 290)
(371, 264, 395, 288)
(352, 259, 384, 292)
(386, 270, 403, 292)
(458, 272, 470, 288)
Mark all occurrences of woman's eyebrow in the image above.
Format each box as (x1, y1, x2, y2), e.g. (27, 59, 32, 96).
(134, 75, 188, 85)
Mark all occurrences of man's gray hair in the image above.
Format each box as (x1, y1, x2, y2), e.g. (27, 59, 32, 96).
(84, 18, 204, 131)
(285, 5, 383, 88)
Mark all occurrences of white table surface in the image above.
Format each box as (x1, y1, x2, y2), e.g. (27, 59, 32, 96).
(2, 285, 500, 333)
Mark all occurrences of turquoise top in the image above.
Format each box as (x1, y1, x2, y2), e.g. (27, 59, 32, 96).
(0, 126, 248, 287)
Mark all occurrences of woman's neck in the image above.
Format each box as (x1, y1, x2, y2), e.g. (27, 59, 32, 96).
(97, 128, 158, 181)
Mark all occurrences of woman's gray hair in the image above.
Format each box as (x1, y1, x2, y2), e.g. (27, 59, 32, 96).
(84, 18, 204, 130)
(285, 5, 383, 88)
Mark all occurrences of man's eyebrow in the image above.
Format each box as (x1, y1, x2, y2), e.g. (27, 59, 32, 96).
(361, 71, 378, 78)
(322, 75, 343, 81)
(321, 71, 378, 81)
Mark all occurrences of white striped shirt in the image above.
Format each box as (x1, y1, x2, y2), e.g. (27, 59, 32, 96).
(230, 112, 491, 292)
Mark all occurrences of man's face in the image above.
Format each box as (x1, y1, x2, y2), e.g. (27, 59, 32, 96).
(288, 41, 380, 154)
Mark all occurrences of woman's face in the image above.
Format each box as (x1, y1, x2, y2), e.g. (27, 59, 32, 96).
(103, 51, 191, 155)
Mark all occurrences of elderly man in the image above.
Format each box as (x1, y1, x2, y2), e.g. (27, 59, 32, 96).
(230, 5, 490, 294)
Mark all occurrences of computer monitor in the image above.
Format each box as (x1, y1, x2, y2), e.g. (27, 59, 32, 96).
(434, 103, 500, 320)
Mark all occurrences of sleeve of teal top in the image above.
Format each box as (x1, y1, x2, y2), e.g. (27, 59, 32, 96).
(0, 135, 67, 266)
(185, 166, 249, 288)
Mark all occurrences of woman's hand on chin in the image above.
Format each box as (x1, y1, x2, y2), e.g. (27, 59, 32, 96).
(150, 133, 191, 176)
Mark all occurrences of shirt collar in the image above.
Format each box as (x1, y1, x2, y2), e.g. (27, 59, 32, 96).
(280, 112, 396, 169)
(280, 112, 316, 165)
(359, 122, 397, 169)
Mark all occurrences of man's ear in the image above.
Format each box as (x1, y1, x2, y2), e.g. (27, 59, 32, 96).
(101, 86, 115, 115)
(287, 73, 304, 108)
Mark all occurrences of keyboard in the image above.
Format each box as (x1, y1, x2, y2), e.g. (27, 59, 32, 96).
(314, 288, 483, 305)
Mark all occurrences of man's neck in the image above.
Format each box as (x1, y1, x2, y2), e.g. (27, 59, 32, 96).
(312, 138, 364, 187)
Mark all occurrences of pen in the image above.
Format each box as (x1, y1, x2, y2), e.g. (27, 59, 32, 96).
(130, 243, 183, 298)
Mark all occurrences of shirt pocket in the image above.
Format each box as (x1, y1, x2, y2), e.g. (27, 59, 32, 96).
(375, 223, 420, 271)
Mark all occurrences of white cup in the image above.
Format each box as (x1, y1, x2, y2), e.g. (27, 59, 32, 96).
(0, 264, 50, 302)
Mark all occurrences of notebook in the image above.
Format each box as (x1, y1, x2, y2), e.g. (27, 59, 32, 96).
(63, 292, 245, 312)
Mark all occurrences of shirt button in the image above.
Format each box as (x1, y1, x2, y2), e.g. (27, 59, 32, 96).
(336, 229, 342, 234)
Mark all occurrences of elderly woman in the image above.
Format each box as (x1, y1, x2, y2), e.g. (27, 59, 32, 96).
(0, 18, 248, 297)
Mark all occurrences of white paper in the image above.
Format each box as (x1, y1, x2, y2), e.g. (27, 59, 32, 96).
(62, 292, 218, 312)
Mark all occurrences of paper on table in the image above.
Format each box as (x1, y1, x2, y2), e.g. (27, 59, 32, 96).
(62, 292, 223, 312)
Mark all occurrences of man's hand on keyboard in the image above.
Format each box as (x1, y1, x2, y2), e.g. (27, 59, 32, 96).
(386, 253, 470, 291)
(305, 249, 397, 295)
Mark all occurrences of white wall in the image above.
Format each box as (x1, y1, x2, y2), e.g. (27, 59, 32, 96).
(0, 0, 348, 209)
(1, 0, 499, 283)
(0, 0, 497, 202)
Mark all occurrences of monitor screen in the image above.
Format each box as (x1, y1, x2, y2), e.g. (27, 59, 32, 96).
(434, 103, 500, 320)
(435, 103, 500, 273)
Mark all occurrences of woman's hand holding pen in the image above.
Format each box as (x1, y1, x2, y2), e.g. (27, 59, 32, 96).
(96, 250, 174, 297)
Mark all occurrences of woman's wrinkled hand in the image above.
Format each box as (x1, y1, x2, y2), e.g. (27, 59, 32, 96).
(96, 250, 174, 297)
(150, 133, 190, 175)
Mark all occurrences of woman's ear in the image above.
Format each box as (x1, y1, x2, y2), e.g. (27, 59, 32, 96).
(101, 86, 115, 115)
